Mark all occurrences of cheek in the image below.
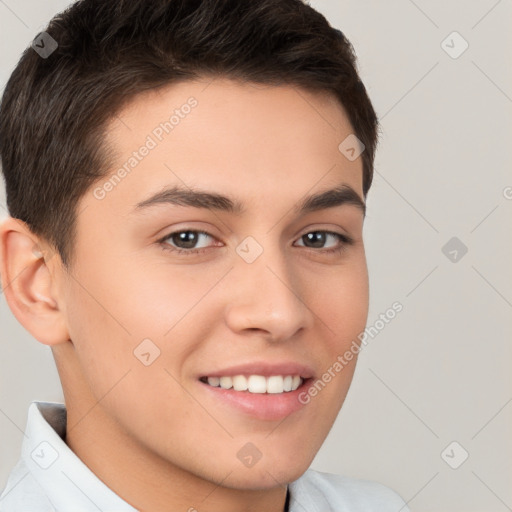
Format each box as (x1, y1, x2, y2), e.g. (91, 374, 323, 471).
(70, 250, 208, 337)
(63, 268, 201, 441)
(64, 256, 225, 390)
(63, 281, 134, 400)
(301, 257, 369, 408)
(294, 266, 367, 459)
(307, 257, 369, 351)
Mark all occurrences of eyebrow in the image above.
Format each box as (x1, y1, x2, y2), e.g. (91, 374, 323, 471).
(133, 183, 366, 217)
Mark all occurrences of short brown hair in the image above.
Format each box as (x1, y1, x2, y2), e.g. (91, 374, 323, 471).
(0, 0, 378, 269)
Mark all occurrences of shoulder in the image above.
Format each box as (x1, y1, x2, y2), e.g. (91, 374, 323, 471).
(289, 468, 410, 512)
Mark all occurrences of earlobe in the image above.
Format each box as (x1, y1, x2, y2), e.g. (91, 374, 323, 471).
(0, 217, 70, 346)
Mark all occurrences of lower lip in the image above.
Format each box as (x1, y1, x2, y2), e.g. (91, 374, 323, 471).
(198, 379, 312, 421)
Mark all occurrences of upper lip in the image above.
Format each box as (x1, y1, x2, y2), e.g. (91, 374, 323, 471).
(199, 361, 315, 379)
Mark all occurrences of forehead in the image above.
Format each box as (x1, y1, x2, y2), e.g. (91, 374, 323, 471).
(90, 77, 363, 216)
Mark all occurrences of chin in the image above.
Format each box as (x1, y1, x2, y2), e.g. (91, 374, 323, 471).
(217, 452, 313, 490)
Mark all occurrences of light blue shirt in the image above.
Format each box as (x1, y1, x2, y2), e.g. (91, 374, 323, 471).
(0, 402, 410, 511)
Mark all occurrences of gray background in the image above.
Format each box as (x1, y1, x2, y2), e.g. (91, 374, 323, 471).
(1, 1, 511, 510)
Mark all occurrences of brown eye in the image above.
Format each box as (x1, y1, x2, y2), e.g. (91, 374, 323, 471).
(159, 230, 216, 254)
(295, 231, 353, 254)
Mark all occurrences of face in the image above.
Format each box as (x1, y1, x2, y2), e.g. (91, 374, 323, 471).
(56, 77, 369, 489)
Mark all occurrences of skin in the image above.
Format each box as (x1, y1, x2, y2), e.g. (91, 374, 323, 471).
(0, 77, 369, 512)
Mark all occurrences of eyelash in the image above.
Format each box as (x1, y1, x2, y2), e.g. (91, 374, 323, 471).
(157, 229, 354, 256)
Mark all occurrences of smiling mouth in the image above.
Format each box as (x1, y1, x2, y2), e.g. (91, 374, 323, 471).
(199, 375, 304, 394)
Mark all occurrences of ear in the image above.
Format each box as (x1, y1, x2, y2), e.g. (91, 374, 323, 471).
(0, 216, 70, 346)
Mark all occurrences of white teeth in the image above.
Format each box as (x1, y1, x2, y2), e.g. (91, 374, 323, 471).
(248, 375, 267, 393)
(204, 374, 304, 394)
(219, 376, 233, 389)
(207, 377, 220, 387)
(267, 375, 284, 394)
(232, 375, 248, 391)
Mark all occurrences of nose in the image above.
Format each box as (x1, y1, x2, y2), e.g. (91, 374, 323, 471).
(223, 246, 315, 343)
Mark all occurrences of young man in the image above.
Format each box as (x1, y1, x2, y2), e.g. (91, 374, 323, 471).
(0, 0, 409, 510)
